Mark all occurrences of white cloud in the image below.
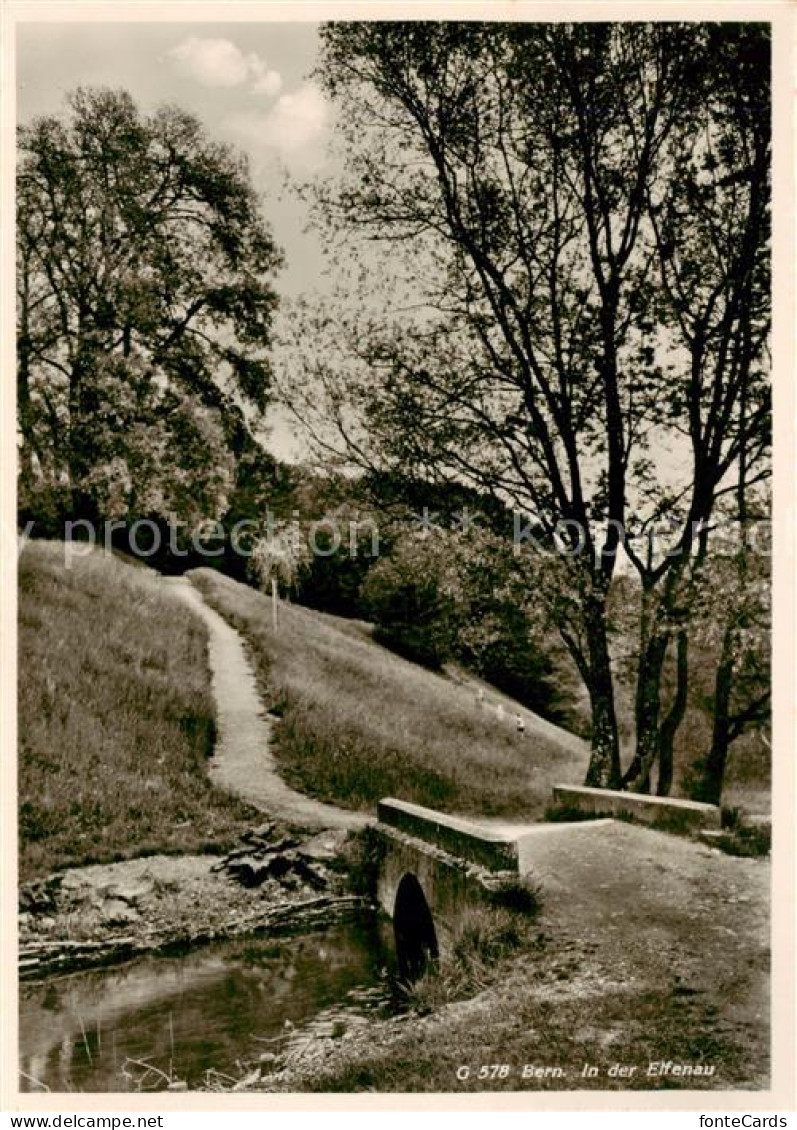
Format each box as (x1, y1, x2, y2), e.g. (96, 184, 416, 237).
(261, 84, 329, 152)
(225, 84, 330, 169)
(247, 53, 283, 97)
(251, 70, 283, 97)
(167, 37, 282, 96)
(168, 37, 249, 87)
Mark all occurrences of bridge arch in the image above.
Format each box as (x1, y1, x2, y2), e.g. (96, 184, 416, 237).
(393, 872, 439, 982)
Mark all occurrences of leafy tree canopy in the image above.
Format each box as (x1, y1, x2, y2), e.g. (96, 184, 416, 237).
(279, 21, 770, 792)
(18, 86, 282, 527)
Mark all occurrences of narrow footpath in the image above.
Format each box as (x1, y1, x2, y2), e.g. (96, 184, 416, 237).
(166, 577, 368, 832)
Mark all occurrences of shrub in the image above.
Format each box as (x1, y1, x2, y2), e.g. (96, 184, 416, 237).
(362, 536, 457, 669)
(339, 827, 388, 898)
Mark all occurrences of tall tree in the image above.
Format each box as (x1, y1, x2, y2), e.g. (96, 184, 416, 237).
(17, 87, 282, 526)
(617, 23, 771, 792)
(281, 22, 770, 791)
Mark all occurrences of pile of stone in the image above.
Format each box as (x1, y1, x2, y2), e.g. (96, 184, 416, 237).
(211, 823, 347, 893)
(19, 875, 61, 917)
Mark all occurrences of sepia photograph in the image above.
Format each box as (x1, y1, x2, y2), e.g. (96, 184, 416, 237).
(4, 1, 794, 1109)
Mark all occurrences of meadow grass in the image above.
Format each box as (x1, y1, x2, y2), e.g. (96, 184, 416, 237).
(303, 971, 756, 1093)
(18, 542, 258, 881)
(404, 904, 536, 1012)
(190, 569, 586, 818)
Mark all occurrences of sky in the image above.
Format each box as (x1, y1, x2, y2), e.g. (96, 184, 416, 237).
(17, 22, 335, 460)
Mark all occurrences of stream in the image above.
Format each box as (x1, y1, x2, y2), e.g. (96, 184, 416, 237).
(19, 916, 395, 1093)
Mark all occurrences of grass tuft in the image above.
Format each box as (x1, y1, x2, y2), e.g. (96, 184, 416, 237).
(403, 905, 534, 1012)
(485, 874, 543, 915)
(543, 803, 605, 823)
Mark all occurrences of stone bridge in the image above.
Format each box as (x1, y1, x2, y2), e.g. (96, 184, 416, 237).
(373, 790, 722, 981)
(374, 798, 534, 980)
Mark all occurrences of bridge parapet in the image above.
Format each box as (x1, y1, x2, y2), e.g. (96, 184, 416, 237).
(551, 785, 721, 831)
(376, 798, 521, 873)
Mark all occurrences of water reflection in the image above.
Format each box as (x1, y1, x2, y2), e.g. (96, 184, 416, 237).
(20, 917, 393, 1093)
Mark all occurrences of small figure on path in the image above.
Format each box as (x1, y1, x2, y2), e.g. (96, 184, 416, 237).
(516, 712, 526, 735)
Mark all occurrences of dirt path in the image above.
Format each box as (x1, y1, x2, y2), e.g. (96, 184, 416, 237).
(170, 574, 550, 840)
(167, 578, 368, 832)
(513, 819, 770, 1082)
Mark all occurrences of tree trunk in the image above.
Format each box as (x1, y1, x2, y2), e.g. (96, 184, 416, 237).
(582, 593, 622, 789)
(628, 631, 670, 793)
(67, 336, 100, 522)
(657, 630, 689, 797)
(621, 581, 671, 793)
(18, 334, 34, 484)
(695, 627, 734, 806)
(17, 259, 35, 486)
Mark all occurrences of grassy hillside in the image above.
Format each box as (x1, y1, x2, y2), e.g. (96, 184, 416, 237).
(18, 542, 257, 881)
(190, 569, 587, 818)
